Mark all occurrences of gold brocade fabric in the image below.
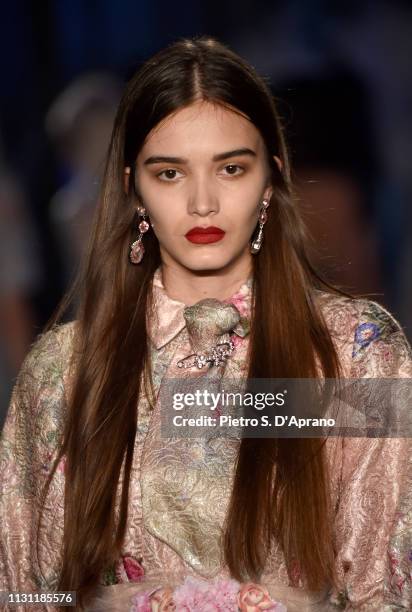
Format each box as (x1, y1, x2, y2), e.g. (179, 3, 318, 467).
(1, 267, 412, 611)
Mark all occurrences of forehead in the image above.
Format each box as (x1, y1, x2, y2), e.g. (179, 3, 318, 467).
(138, 100, 265, 156)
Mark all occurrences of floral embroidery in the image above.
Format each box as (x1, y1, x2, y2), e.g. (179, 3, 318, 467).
(354, 322, 380, 348)
(352, 301, 400, 358)
(387, 548, 408, 596)
(101, 554, 145, 586)
(129, 577, 286, 611)
(116, 554, 145, 583)
(130, 588, 151, 611)
(237, 582, 284, 610)
(225, 280, 252, 319)
(131, 586, 174, 611)
(388, 546, 412, 596)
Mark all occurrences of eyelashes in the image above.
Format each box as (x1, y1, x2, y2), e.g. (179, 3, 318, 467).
(222, 164, 244, 177)
(157, 168, 183, 181)
(156, 163, 246, 182)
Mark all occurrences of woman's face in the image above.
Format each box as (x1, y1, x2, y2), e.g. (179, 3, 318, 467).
(133, 99, 274, 274)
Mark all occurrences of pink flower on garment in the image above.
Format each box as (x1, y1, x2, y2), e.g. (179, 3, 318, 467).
(237, 583, 286, 611)
(226, 291, 249, 318)
(130, 586, 166, 612)
(130, 590, 151, 612)
(115, 554, 145, 583)
(130, 578, 286, 612)
(173, 575, 240, 610)
(150, 587, 176, 611)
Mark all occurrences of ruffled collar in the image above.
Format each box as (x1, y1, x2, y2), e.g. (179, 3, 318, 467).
(148, 267, 252, 350)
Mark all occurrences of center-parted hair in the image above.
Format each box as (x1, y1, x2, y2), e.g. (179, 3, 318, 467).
(42, 37, 342, 608)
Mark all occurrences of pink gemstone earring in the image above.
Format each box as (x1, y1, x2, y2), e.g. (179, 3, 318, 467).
(250, 198, 270, 254)
(129, 205, 150, 264)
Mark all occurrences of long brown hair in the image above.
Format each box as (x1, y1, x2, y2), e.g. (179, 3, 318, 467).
(42, 36, 342, 607)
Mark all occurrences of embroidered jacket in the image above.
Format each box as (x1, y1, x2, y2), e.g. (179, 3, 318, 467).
(1, 268, 412, 611)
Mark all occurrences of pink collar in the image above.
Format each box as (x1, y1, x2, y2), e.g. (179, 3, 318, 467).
(148, 267, 252, 350)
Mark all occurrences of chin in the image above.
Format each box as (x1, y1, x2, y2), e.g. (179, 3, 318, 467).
(161, 242, 248, 273)
(180, 254, 235, 273)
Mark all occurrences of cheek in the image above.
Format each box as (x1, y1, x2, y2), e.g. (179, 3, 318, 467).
(138, 187, 187, 236)
(225, 198, 260, 232)
(223, 179, 265, 224)
(146, 201, 183, 240)
(137, 183, 178, 230)
(146, 206, 169, 230)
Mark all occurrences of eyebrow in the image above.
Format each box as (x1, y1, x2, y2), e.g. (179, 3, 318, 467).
(143, 147, 257, 165)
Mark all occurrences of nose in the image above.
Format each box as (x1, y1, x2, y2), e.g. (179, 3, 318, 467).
(187, 177, 219, 217)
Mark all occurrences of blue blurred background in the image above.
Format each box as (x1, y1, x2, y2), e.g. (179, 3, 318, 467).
(1, 0, 412, 424)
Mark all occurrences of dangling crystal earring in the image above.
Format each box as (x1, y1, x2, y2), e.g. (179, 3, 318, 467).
(250, 198, 270, 254)
(129, 205, 150, 264)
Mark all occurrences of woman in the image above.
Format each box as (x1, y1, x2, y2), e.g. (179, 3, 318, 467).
(1, 37, 411, 611)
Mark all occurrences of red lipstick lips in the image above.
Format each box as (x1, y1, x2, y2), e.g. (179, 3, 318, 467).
(185, 226, 225, 244)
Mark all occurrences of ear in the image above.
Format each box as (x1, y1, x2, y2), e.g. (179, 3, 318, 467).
(263, 186, 273, 202)
(273, 155, 283, 172)
(124, 166, 131, 194)
(263, 156, 283, 202)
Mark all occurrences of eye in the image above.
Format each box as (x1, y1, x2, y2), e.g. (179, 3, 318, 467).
(157, 168, 184, 181)
(221, 164, 244, 176)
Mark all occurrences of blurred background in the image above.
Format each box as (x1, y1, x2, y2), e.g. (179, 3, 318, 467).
(1, 0, 411, 425)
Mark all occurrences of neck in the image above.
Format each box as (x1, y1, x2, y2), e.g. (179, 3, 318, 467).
(159, 259, 252, 305)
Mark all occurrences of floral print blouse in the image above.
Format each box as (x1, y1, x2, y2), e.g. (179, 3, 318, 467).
(1, 268, 412, 611)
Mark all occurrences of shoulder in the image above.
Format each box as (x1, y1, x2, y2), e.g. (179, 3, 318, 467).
(10, 321, 77, 417)
(313, 290, 412, 376)
(313, 290, 405, 342)
(19, 321, 77, 386)
(3, 321, 78, 463)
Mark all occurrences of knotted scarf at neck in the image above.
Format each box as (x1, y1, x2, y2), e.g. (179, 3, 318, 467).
(148, 267, 252, 358)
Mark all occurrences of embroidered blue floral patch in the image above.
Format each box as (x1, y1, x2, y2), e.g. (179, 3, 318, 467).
(352, 322, 381, 357)
(355, 322, 380, 346)
(351, 301, 400, 358)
